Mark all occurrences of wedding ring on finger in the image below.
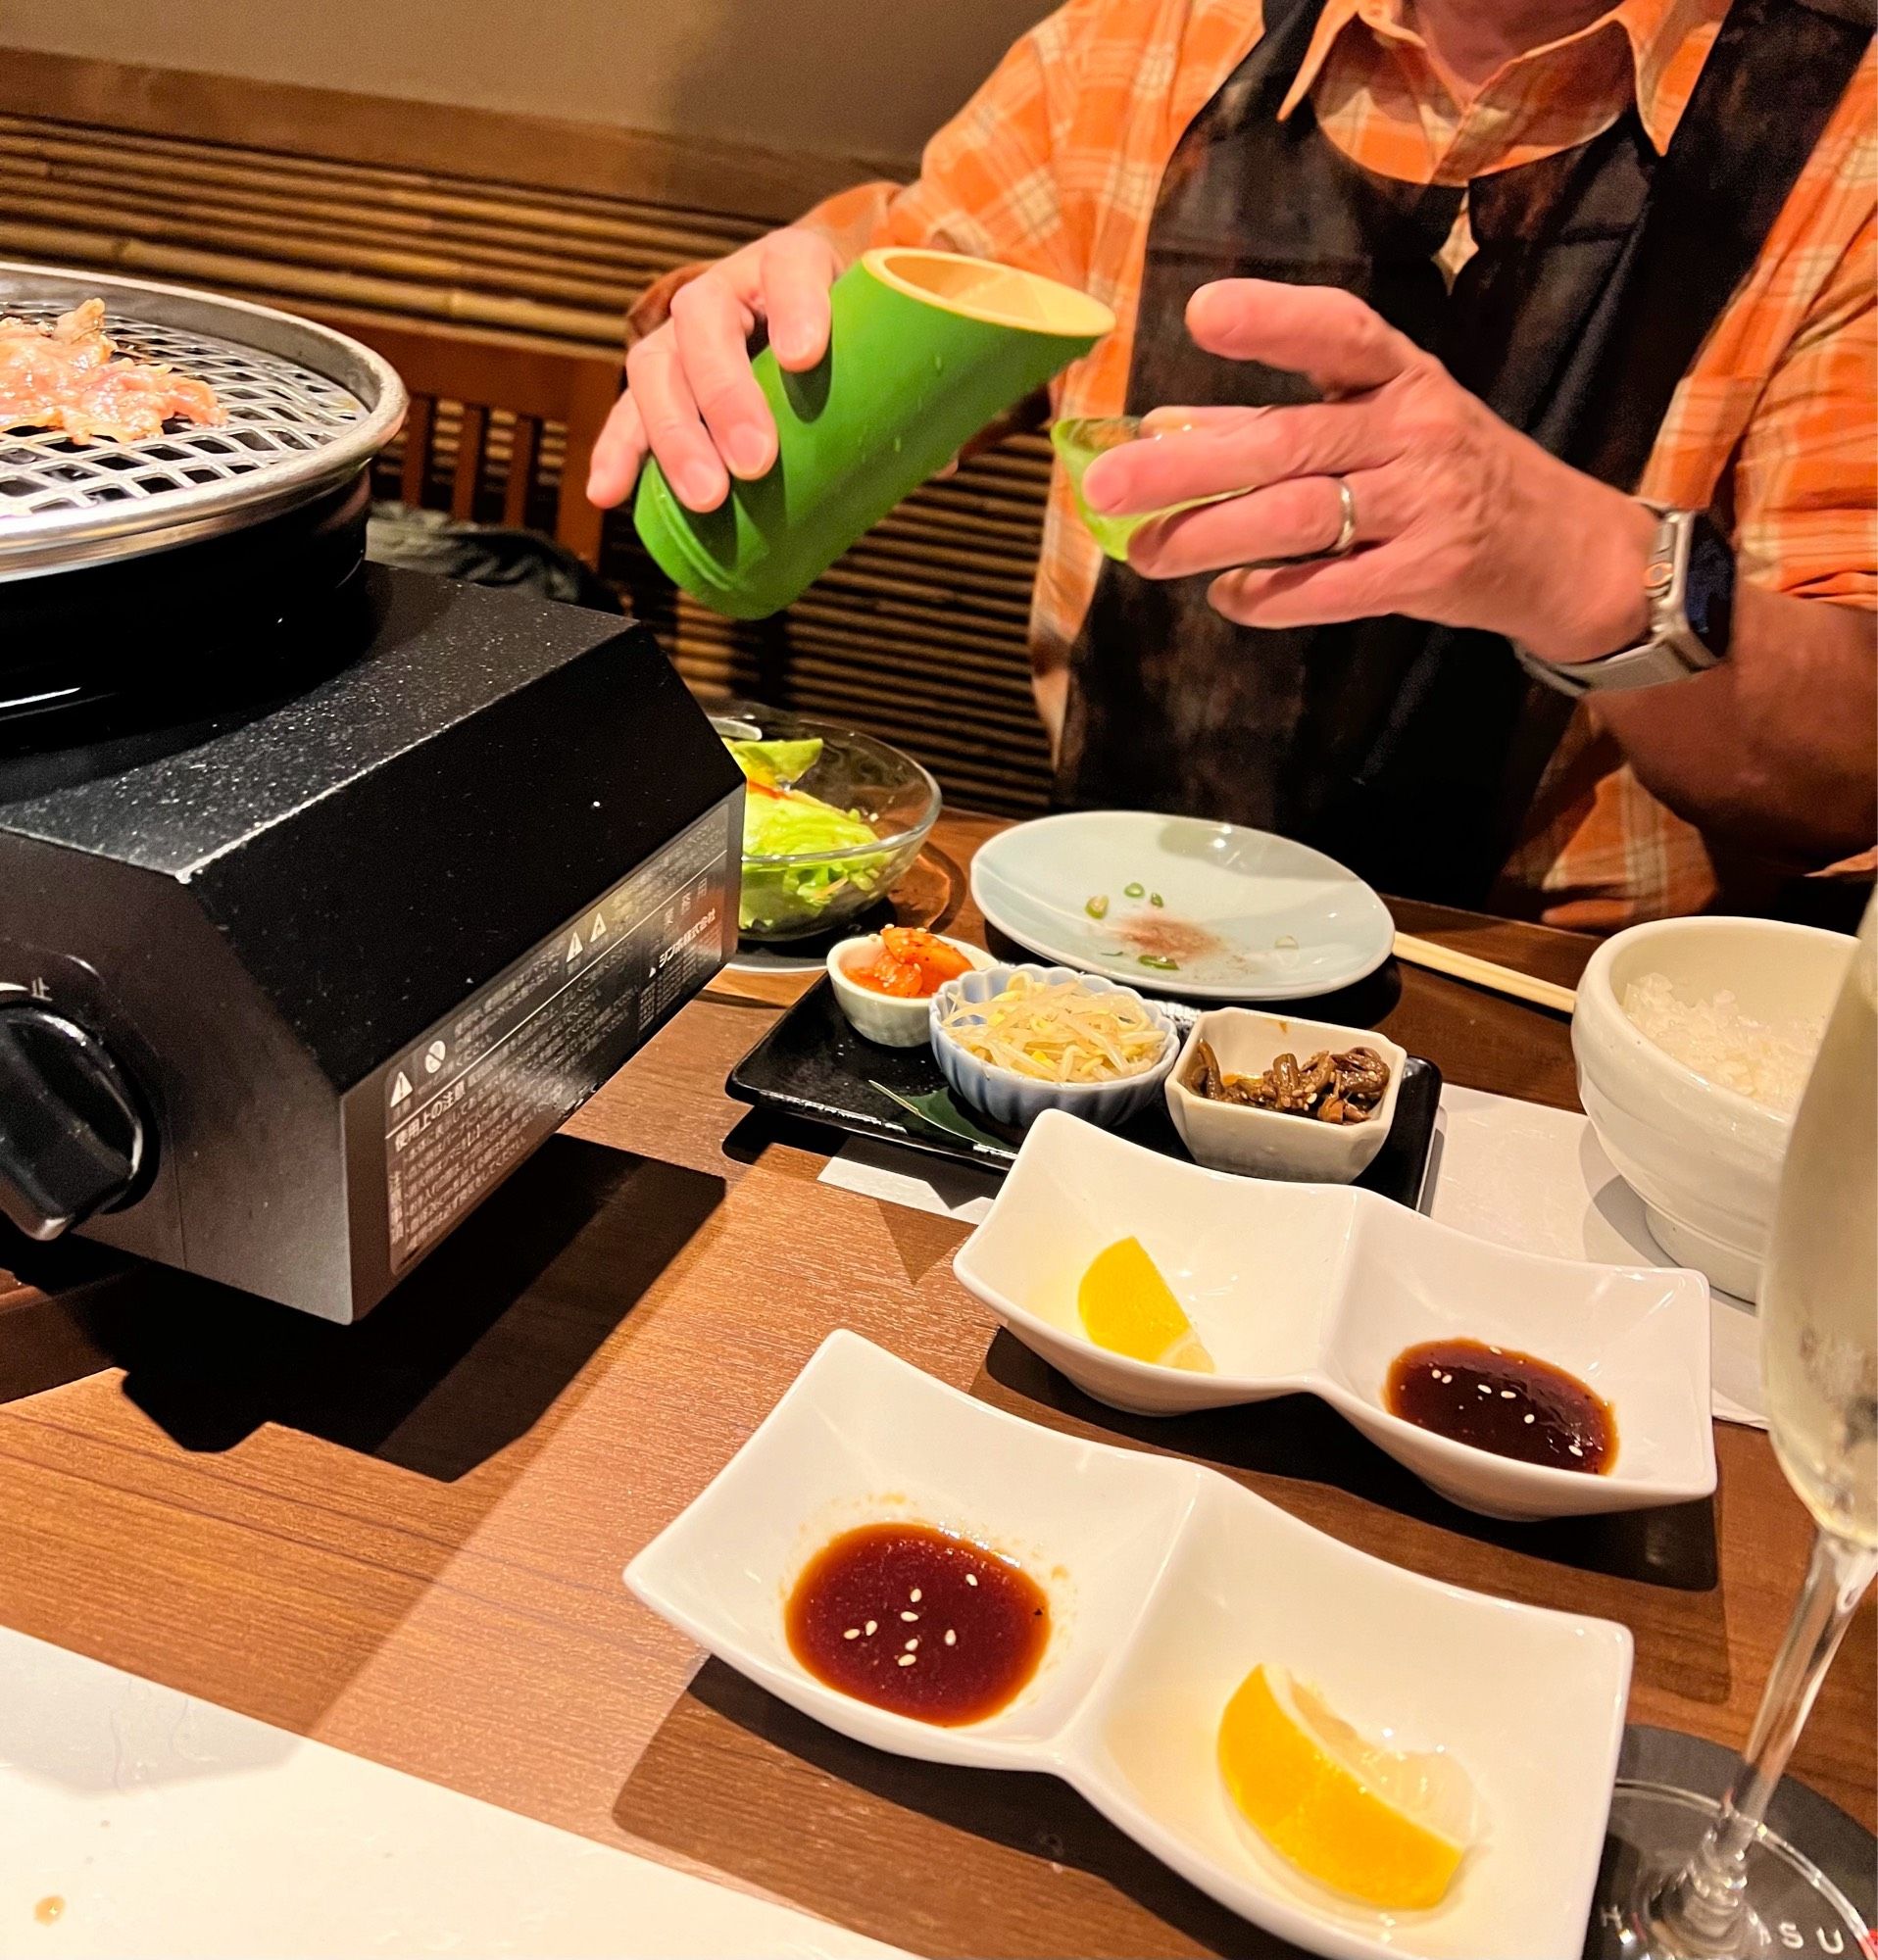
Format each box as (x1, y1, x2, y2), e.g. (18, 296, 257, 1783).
(1325, 475, 1359, 558)
(1252, 475, 1359, 569)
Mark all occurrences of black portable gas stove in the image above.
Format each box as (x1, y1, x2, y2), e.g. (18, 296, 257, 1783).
(0, 265, 741, 1321)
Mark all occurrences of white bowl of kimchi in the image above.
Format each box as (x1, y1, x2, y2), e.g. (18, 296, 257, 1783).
(928, 963, 1180, 1131)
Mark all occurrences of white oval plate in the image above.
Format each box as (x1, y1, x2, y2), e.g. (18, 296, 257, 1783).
(624, 1331, 1634, 1960)
(970, 810, 1394, 1002)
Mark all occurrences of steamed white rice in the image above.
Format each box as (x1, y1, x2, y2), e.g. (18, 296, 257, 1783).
(1622, 971, 1824, 1114)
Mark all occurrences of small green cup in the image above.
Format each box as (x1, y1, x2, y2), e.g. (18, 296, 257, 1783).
(1052, 415, 1156, 562)
(1053, 415, 1246, 563)
(634, 249, 1114, 620)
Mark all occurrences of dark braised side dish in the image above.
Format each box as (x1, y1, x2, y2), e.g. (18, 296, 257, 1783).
(1186, 1040, 1391, 1124)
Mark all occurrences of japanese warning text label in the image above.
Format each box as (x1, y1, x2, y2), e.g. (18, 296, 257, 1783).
(381, 804, 731, 1272)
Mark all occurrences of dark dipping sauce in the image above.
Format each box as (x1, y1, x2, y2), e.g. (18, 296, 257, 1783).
(785, 1523, 1051, 1725)
(1384, 1339, 1617, 1474)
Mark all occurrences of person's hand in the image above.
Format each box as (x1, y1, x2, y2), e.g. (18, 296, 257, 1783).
(1079, 279, 1656, 665)
(586, 227, 843, 513)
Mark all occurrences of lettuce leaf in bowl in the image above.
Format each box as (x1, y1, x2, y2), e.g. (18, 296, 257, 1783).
(724, 736, 824, 790)
(735, 776, 890, 933)
(740, 780, 875, 856)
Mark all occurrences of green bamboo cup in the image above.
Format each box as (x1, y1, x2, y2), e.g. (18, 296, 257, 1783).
(633, 248, 1115, 619)
(1053, 414, 1250, 562)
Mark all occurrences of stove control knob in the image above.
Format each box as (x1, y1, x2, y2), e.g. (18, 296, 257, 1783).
(0, 1002, 147, 1242)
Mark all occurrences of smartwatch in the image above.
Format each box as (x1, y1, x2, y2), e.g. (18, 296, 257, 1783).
(1515, 506, 1735, 697)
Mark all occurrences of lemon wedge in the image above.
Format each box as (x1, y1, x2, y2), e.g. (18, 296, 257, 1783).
(1217, 1664, 1476, 1911)
(1076, 1237, 1213, 1371)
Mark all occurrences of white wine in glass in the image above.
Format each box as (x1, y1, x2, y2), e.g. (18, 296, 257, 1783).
(1762, 903, 1876, 1552)
(1605, 895, 1877, 1958)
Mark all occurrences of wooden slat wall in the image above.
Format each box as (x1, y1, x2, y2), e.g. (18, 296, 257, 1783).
(0, 89, 1055, 815)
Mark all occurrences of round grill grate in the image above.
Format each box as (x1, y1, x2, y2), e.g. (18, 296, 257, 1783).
(0, 310, 368, 514)
(0, 264, 406, 579)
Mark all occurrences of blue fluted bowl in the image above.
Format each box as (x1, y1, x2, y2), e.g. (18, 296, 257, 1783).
(928, 963, 1180, 1131)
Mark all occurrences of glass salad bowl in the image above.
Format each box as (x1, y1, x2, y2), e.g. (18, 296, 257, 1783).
(712, 703, 942, 942)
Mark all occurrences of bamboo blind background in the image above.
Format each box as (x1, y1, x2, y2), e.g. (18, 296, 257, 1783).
(0, 104, 1056, 814)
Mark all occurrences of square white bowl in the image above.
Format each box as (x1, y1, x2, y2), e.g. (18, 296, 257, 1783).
(1165, 1008, 1408, 1182)
(956, 1116, 1354, 1408)
(1076, 1474, 1632, 1960)
(1319, 1196, 1717, 1507)
(625, 1326, 1195, 1770)
(952, 1111, 1716, 1518)
(624, 1332, 1634, 1960)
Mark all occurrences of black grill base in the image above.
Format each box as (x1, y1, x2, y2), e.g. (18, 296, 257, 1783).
(0, 469, 370, 751)
(0, 566, 744, 1320)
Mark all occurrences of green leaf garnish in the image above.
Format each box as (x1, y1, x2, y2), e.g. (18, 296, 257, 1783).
(1085, 894, 1110, 920)
(1150, 891, 1164, 907)
(1137, 954, 1180, 971)
(723, 736, 824, 788)
(1123, 881, 1146, 899)
(866, 1081, 1008, 1152)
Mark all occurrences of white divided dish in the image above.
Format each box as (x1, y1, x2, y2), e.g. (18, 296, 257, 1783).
(953, 1111, 1715, 1519)
(969, 809, 1395, 1002)
(625, 1331, 1634, 1960)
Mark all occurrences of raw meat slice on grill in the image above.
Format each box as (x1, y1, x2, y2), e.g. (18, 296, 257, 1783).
(0, 299, 225, 444)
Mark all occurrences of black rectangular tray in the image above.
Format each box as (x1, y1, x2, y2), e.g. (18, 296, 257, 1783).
(726, 977, 1441, 1209)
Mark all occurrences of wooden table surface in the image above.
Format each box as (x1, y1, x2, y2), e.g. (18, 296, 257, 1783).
(0, 809, 1870, 1958)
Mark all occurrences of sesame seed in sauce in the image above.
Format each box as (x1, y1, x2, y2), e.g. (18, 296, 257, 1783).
(784, 1522, 1052, 1723)
(1382, 1339, 1615, 1476)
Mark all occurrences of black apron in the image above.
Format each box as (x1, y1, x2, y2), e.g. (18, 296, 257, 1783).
(1055, 0, 1871, 906)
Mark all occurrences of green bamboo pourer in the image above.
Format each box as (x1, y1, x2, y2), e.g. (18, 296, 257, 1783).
(634, 248, 1115, 619)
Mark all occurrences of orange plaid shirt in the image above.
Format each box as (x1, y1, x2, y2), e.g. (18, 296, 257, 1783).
(783, 0, 1876, 926)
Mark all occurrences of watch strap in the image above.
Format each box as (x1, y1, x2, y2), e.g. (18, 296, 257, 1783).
(1514, 635, 1705, 698)
(1515, 506, 1728, 697)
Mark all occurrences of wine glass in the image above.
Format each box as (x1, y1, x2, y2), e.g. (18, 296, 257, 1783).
(1601, 895, 1877, 1957)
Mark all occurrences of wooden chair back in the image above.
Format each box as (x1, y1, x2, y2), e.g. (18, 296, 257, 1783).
(307, 308, 622, 566)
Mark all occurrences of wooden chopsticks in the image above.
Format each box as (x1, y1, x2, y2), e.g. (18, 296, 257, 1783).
(1392, 931, 1578, 1016)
